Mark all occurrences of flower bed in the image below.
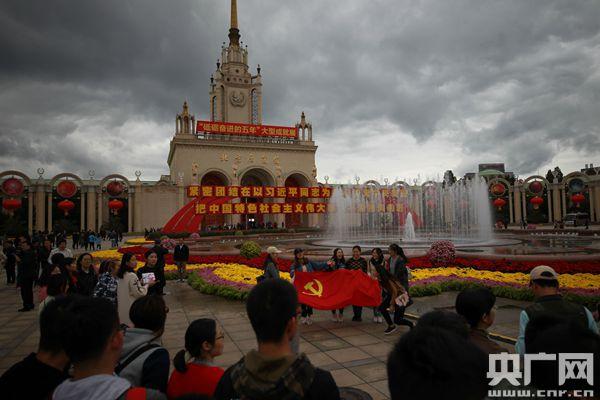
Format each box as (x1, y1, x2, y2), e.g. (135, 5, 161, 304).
(91, 245, 600, 307)
(114, 246, 293, 272)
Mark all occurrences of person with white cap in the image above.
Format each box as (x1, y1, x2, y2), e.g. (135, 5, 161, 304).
(515, 265, 598, 354)
(262, 246, 282, 280)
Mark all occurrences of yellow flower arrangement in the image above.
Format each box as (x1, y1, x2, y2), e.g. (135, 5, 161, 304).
(412, 267, 600, 290)
(125, 237, 154, 245)
(90, 248, 123, 259)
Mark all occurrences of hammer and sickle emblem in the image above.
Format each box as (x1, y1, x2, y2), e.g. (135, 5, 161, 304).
(302, 279, 323, 297)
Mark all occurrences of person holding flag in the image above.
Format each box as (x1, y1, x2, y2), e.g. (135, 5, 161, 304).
(326, 248, 347, 323)
(290, 248, 328, 325)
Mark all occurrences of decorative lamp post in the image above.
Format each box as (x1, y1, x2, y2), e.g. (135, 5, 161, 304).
(108, 199, 124, 215)
(571, 193, 585, 207)
(2, 198, 21, 215)
(493, 198, 507, 210)
(57, 199, 75, 216)
(530, 196, 544, 210)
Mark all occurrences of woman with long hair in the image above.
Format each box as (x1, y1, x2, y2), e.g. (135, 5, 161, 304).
(116, 253, 153, 327)
(75, 252, 97, 296)
(93, 260, 119, 306)
(290, 248, 328, 325)
(136, 250, 164, 296)
(327, 248, 347, 322)
(167, 318, 225, 398)
(387, 243, 413, 329)
(370, 247, 410, 334)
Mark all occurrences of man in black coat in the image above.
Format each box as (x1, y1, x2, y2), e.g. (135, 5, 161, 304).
(16, 239, 37, 312)
(173, 238, 190, 282)
(2, 240, 16, 284)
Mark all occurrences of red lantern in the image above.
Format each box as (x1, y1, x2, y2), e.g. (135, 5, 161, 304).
(529, 181, 544, 194)
(530, 196, 544, 210)
(57, 199, 75, 216)
(108, 199, 124, 214)
(493, 198, 506, 210)
(491, 183, 506, 196)
(571, 193, 585, 207)
(2, 198, 21, 215)
(1, 178, 24, 197)
(57, 180, 77, 198)
(107, 181, 124, 197)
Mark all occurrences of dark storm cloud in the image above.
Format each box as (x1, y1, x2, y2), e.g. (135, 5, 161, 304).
(0, 0, 599, 181)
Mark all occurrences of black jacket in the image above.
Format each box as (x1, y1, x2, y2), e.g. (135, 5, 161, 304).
(136, 265, 164, 296)
(173, 244, 189, 262)
(76, 268, 98, 296)
(17, 249, 37, 283)
(388, 257, 409, 291)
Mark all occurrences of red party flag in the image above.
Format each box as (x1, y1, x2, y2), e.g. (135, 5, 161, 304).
(293, 269, 382, 310)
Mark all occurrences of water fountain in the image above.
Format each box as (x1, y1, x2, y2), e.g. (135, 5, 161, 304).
(318, 175, 505, 250)
(403, 212, 416, 241)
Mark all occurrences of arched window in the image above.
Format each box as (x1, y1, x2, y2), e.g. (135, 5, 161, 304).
(220, 86, 226, 121)
(251, 89, 258, 124)
(211, 96, 216, 121)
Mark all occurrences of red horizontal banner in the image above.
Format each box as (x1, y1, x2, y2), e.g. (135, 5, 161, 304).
(294, 270, 382, 310)
(188, 185, 331, 199)
(196, 121, 297, 139)
(329, 203, 405, 213)
(195, 202, 327, 215)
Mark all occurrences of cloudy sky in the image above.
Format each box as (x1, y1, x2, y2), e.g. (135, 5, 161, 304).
(1, 0, 599, 183)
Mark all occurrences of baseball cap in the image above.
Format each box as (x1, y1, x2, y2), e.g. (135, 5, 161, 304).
(530, 265, 558, 281)
(267, 246, 282, 255)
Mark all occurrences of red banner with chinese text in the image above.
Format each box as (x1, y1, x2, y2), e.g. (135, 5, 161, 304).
(194, 202, 328, 215)
(293, 270, 382, 310)
(196, 121, 298, 139)
(187, 185, 331, 199)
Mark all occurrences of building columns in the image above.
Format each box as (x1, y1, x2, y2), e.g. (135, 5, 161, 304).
(127, 191, 133, 233)
(35, 185, 46, 231)
(513, 185, 522, 223)
(47, 191, 53, 231)
(27, 189, 33, 234)
(508, 189, 514, 224)
(588, 186, 595, 222)
(80, 191, 86, 230)
(546, 189, 552, 223)
(97, 191, 103, 231)
(134, 180, 143, 232)
(87, 187, 96, 231)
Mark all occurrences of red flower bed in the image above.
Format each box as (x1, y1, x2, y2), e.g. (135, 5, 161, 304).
(118, 245, 600, 274)
(118, 246, 292, 272)
(408, 256, 600, 274)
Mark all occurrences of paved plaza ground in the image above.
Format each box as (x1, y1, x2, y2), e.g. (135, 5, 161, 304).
(0, 273, 524, 400)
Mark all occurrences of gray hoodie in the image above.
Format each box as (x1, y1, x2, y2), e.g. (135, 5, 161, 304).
(52, 374, 131, 400)
(118, 328, 169, 393)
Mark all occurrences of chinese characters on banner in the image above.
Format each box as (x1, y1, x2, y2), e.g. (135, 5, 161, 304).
(187, 185, 332, 199)
(196, 121, 298, 139)
(195, 202, 328, 215)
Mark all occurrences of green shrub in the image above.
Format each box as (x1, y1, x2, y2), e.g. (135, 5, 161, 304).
(188, 273, 249, 301)
(240, 241, 261, 259)
(234, 230, 244, 236)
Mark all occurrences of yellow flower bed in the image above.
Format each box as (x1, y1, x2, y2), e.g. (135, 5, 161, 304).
(90, 248, 123, 259)
(125, 237, 154, 245)
(412, 267, 600, 290)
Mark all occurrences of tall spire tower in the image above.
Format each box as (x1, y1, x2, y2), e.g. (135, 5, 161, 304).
(209, 0, 263, 124)
(228, 0, 240, 46)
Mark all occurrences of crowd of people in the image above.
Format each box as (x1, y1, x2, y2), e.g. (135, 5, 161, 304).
(285, 243, 414, 334)
(0, 261, 597, 399)
(0, 233, 599, 399)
